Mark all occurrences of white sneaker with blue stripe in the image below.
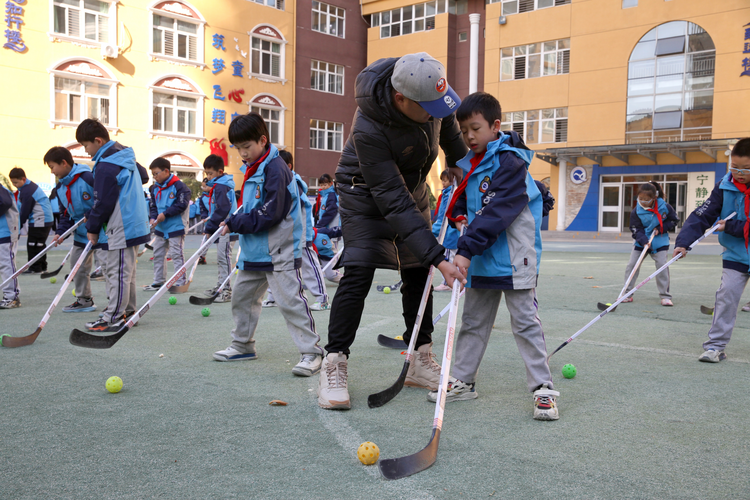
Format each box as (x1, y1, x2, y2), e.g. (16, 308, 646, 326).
(213, 346, 258, 362)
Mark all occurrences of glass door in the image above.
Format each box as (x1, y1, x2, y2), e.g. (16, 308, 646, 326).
(600, 184, 621, 231)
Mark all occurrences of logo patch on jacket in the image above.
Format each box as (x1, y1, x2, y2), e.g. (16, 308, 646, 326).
(82, 192, 91, 201)
(255, 186, 261, 199)
(479, 176, 490, 194)
(169, 192, 175, 199)
(322, 239, 328, 245)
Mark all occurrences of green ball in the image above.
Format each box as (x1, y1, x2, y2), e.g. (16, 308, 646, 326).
(168, 296, 177, 305)
(383, 287, 391, 294)
(201, 307, 210, 317)
(50, 277, 57, 284)
(106, 376, 123, 393)
(72, 290, 76, 296)
(1, 333, 10, 346)
(562, 364, 577, 379)
(605, 303, 612, 306)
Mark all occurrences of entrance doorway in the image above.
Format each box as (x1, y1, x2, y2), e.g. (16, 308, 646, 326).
(600, 174, 687, 232)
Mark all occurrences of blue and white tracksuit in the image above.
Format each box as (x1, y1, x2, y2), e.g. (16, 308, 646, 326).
(0, 185, 19, 301)
(315, 185, 339, 229)
(223, 145, 321, 356)
(16, 179, 53, 272)
(205, 174, 237, 290)
(149, 174, 191, 286)
(450, 131, 552, 392)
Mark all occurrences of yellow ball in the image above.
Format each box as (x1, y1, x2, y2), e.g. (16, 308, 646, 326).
(383, 287, 391, 294)
(394, 335, 403, 341)
(106, 376, 123, 393)
(357, 442, 380, 465)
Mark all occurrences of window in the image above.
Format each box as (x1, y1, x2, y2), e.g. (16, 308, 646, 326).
(311, 60, 344, 95)
(490, 0, 570, 15)
(310, 120, 343, 151)
(372, 0, 437, 38)
(312, 1, 345, 38)
(49, 59, 118, 130)
(458, 32, 467, 42)
(501, 108, 567, 144)
(250, 94, 286, 147)
(148, 1, 206, 68)
(248, 25, 287, 82)
(51, 0, 116, 45)
(622, 0, 638, 7)
(625, 21, 715, 144)
(149, 76, 206, 140)
(248, 0, 285, 10)
(501, 39, 569, 81)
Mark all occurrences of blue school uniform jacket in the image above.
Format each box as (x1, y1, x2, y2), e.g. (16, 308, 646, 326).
(293, 172, 314, 245)
(16, 179, 53, 229)
(452, 131, 542, 290)
(629, 197, 678, 253)
(86, 141, 151, 250)
(189, 202, 199, 219)
(315, 185, 339, 228)
(432, 185, 459, 249)
(205, 174, 238, 241)
(676, 173, 750, 273)
(199, 193, 210, 219)
(148, 174, 191, 239)
(225, 144, 305, 272)
(56, 163, 107, 249)
(0, 185, 19, 244)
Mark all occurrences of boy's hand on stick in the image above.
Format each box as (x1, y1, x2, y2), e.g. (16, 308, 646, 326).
(453, 255, 471, 278)
(715, 219, 726, 232)
(220, 221, 229, 236)
(673, 247, 687, 259)
(437, 260, 466, 289)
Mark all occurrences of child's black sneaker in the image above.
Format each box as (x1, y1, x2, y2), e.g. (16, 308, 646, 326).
(426, 377, 477, 403)
(142, 282, 164, 291)
(63, 298, 96, 313)
(85, 318, 115, 331)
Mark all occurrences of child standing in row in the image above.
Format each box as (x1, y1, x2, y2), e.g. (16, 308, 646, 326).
(197, 181, 211, 265)
(0, 182, 20, 309)
(432, 169, 459, 292)
(9, 167, 53, 274)
(203, 154, 237, 302)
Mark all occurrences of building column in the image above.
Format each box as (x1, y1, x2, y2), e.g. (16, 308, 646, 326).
(469, 14, 481, 94)
(556, 159, 567, 231)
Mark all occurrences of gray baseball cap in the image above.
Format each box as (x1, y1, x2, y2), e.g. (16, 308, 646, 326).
(391, 52, 461, 119)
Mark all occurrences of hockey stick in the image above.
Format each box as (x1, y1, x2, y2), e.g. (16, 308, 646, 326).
(69, 206, 242, 349)
(0, 218, 85, 289)
(700, 305, 714, 315)
(596, 229, 657, 312)
(3, 242, 93, 348)
(548, 213, 736, 361)
(167, 234, 205, 294)
(41, 244, 76, 279)
(378, 277, 463, 479)
(189, 247, 241, 305)
(320, 246, 344, 275)
(377, 280, 402, 292)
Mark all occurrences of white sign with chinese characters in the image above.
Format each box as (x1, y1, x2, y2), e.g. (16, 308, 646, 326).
(687, 171, 717, 211)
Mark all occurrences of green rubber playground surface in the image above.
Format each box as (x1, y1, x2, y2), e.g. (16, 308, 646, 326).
(2, 241, 749, 499)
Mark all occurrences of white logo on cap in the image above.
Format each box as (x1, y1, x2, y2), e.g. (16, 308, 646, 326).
(444, 95, 457, 109)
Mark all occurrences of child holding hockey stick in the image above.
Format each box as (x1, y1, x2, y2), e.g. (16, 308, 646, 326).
(436, 92, 559, 421)
(197, 181, 211, 265)
(0, 182, 20, 309)
(9, 167, 54, 274)
(621, 181, 678, 306)
(202, 154, 237, 302)
(213, 113, 323, 376)
(143, 158, 191, 292)
(674, 138, 750, 363)
(44, 146, 108, 314)
(433, 170, 459, 292)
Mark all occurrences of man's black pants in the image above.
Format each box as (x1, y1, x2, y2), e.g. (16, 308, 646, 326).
(27, 226, 51, 272)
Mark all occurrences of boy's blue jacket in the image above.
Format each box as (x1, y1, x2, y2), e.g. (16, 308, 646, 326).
(16, 179, 53, 228)
(225, 144, 305, 272)
(432, 185, 459, 249)
(293, 172, 314, 245)
(629, 197, 678, 253)
(452, 131, 542, 290)
(56, 163, 107, 249)
(199, 193, 210, 219)
(315, 185, 339, 228)
(86, 141, 151, 250)
(189, 202, 199, 219)
(0, 184, 19, 244)
(676, 173, 750, 273)
(205, 174, 238, 240)
(50, 192, 60, 215)
(148, 173, 191, 238)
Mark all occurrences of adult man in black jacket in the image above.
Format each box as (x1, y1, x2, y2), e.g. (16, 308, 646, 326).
(318, 52, 468, 410)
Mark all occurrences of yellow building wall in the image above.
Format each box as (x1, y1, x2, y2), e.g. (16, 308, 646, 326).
(0, 0, 296, 190)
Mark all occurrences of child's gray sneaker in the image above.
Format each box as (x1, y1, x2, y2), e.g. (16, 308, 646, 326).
(214, 290, 232, 303)
(204, 286, 219, 296)
(262, 299, 277, 308)
(533, 384, 560, 421)
(0, 298, 21, 309)
(292, 354, 323, 377)
(63, 297, 96, 313)
(309, 301, 329, 311)
(698, 349, 726, 363)
(213, 346, 258, 362)
(427, 377, 478, 403)
(142, 282, 164, 291)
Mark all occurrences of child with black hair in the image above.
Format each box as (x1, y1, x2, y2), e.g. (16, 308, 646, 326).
(196, 180, 211, 265)
(433, 169, 459, 292)
(202, 154, 237, 302)
(314, 173, 339, 229)
(0, 181, 20, 309)
(621, 181, 678, 306)
(9, 167, 53, 274)
(213, 112, 323, 377)
(75, 118, 151, 331)
(143, 158, 191, 291)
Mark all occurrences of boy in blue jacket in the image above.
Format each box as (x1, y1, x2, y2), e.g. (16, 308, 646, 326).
(9, 167, 53, 274)
(0, 183, 20, 309)
(144, 158, 191, 291)
(314, 174, 339, 229)
(435, 92, 559, 421)
(213, 113, 323, 377)
(75, 119, 150, 331)
(674, 138, 750, 363)
(44, 146, 108, 313)
(203, 154, 237, 301)
(432, 170, 459, 292)
(196, 181, 211, 265)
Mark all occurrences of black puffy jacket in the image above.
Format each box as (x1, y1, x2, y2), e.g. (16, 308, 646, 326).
(335, 57, 468, 270)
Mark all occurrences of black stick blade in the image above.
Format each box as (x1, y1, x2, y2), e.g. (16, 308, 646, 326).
(2, 328, 42, 348)
(189, 294, 217, 305)
(168, 283, 190, 294)
(145, 243, 154, 250)
(379, 429, 440, 480)
(368, 362, 409, 408)
(596, 302, 617, 312)
(377, 335, 407, 350)
(41, 267, 62, 279)
(700, 305, 714, 315)
(69, 327, 129, 349)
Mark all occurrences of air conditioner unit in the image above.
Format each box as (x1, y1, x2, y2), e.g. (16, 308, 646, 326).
(101, 43, 118, 59)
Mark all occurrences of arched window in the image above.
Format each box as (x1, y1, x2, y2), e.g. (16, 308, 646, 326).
(249, 94, 286, 147)
(63, 142, 93, 167)
(626, 21, 715, 144)
(149, 75, 206, 141)
(48, 58, 119, 131)
(249, 25, 287, 83)
(153, 151, 203, 181)
(148, 1, 206, 68)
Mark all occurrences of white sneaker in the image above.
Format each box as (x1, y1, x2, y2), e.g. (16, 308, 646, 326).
(533, 384, 560, 421)
(327, 272, 342, 284)
(262, 300, 277, 308)
(698, 349, 726, 363)
(433, 284, 451, 292)
(318, 352, 350, 409)
(309, 301, 330, 311)
(214, 290, 232, 303)
(427, 377, 478, 403)
(292, 354, 323, 377)
(742, 302, 750, 312)
(405, 343, 441, 390)
(213, 346, 258, 362)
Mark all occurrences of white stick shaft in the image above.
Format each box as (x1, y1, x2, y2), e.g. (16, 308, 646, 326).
(186, 235, 207, 283)
(617, 229, 657, 298)
(321, 246, 344, 274)
(38, 242, 92, 328)
(186, 219, 205, 233)
(432, 289, 466, 326)
(432, 278, 462, 431)
(55, 245, 76, 272)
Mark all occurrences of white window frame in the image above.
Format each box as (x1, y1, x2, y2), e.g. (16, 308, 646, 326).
(491, 0, 570, 14)
(248, 0, 285, 11)
(372, 1, 438, 39)
(501, 38, 569, 81)
(310, 60, 344, 95)
(309, 119, 343, 152)
(48, 57, 119, 133)
(148, 75, 206, 142)
(311, 1, 345, 38)
(249, 94, 287, 149)
(151, 151, 203, 181)
(148, 0, 206, 70)
(501, 108, 568, 145)
(248, 25, 288, 84)
(48, 0, 117, 47)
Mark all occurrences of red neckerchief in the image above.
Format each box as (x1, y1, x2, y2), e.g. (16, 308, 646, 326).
(732, 177, 750, 249)
(13, 190, 19, 203)
(646, 199, 663, 235)
(64, 173, 84, 212)
(155, 175, 179, 202)
(314, 193, 321, 218)
(433, 193, 443, 220)
(208, 184, 216, 211)
(446, 152, 485, 223)
(312, 228, 319, 253)
(239, 147, 271, 204)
